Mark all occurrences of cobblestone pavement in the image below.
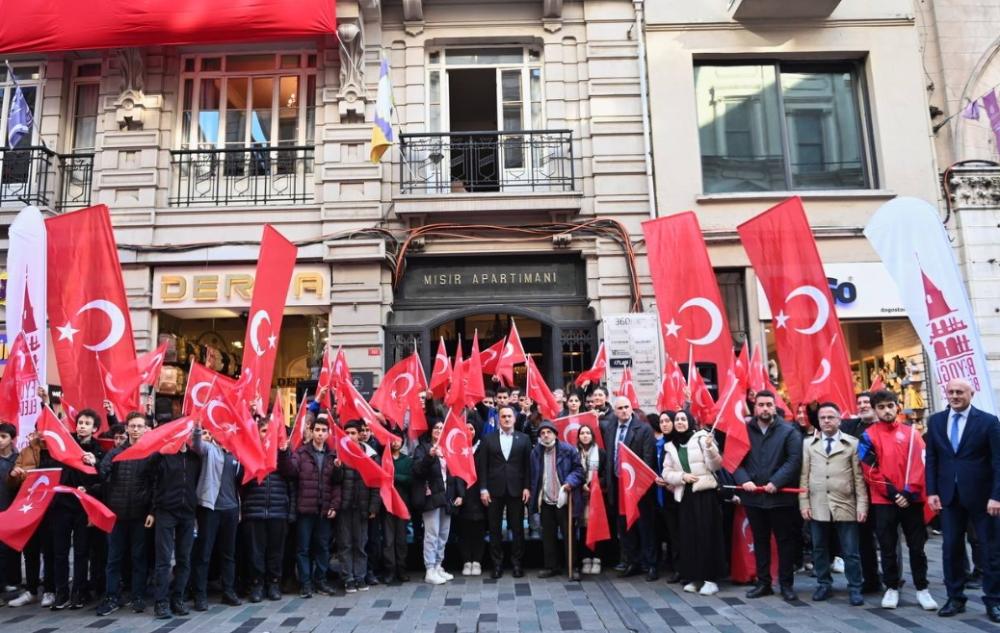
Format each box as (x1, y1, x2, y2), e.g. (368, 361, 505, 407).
(5, 534, 997, 632)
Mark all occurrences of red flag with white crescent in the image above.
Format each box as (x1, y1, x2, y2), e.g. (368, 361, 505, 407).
(113, 416, 196, 461)
(494, 320, 526, 387)
(440, 408, 477, 487)
(95, 355, 137, 422)
(617, 443, 657, 529)
(748, 346, 769, 393)
(183, 362, 236, 417)
(379, 447, 411, 520)
(47, 205, 138, 424)
(331, 423, 385, 487)
(585, 476, 611, 551)
(552, 411, 604, 449)
(688, 364, 716, 424)
(800, 334, 854, 414)
(239, 225, 297, 410)
(737, 198, 854, 414)
(289, 391, 309, 451)
(259, 391, 285, 481)
(525, 355, 560, 420)
(444, 342, 465, 411)
(198, 382, 267, 484)
(37, 406, 96, 474)
(53, 485, 116, 533)
(643, 212, 734, 383)
(614, 366, 640, 410)
(656, 354, 686, 413)
(463, 331, 486, 407)
(575, 341, 607, 387)
(0, 333, 40, 433)
(370, 354, 420, 426)
(429, 338, 452, 399)
(479, 339, 505, 376)
(0, 468, 61, 551)
(712, 374, 751, 473)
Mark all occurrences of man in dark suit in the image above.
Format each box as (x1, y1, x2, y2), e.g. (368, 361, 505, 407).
(602, 396, 658, 580)
(477, 405, 532, 578)
(926, 378, 1000, 621)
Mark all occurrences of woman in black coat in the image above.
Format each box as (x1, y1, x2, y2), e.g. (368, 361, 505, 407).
(576, 423, 606, 574)
(411, 420, 466, 585)
(458, 419, 486, 576)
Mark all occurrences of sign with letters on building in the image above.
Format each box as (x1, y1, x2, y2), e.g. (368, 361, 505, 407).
(757, 262, 906, 321)
(602, 313, 662, 410)
(153, 265, 330, 309)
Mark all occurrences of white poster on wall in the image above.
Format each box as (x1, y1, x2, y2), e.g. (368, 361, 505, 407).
(756, 262, 907, 320)
(602, 313, 662, 411)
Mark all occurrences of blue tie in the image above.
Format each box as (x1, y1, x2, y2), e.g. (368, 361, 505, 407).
(615, 424, 628, 468)
(950, 412, 962, 453)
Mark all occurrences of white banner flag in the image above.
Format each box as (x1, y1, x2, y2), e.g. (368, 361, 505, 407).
(6, 206, 47, 441)
(864, 197, 996, 415)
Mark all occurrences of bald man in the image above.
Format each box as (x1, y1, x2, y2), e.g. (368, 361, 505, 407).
(926, 378, 1000, 622)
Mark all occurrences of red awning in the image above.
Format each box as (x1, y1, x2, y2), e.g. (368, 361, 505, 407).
(0, 1, 336, 54)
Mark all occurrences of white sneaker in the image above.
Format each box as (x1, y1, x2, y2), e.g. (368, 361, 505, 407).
(40, 592, 55, 608)
(462, 562, 473, 576)
(425, 568, 446, 585)
(683, 582, 700, 593)
(3, 586, 17, 592)
(436, 565, 454, 581)
(832, 557, 845, 574)
(582, 559, 593, 574)
(915, 589, 938, 611)
(881, 588, 899, 609)
(591, 559, 602, 574)
(699, 581, 720, 596)
(471, 562, 482, 576)
(7, 591, 34, 607)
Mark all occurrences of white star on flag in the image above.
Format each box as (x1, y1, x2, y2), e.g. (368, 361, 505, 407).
(57, 321, 80, 342)
(664, 319, 681, 337)
(19, 503, 33, 514)
(775, 310, 790, 329)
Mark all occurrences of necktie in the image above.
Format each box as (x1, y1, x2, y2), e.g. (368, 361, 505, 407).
(950, 412, 962, 452)
(825, 437, 833, 455)
(615, 424, 627, 467)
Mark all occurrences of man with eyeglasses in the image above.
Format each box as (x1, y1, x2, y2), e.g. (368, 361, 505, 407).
(601, 396, 658, 580)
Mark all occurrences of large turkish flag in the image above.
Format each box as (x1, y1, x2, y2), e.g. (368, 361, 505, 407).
(47, 205, 138, 423)
(643, 212, 734, 381)
(737, 198, 854, 412)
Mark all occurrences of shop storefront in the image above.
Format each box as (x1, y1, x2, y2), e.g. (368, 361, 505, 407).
(151, 263, 331, 421)
(757, 262, 933, 422)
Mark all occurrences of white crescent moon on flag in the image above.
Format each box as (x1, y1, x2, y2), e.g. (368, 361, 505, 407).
(785, 285, 830, 335)
(206, 400, 226, 427)
(190, 382, 212, 408)
(502, 342, 514, 359)
(445, 428, 462, 454)
(563, 422, 580, 443)
(77, 299, 126, 352)
(481, 349, 497, 365)
(811, 358, 831, 384)
(677, 297, 724, 346)
(249, 311, 271, 357)
(42, 430, 67, 453)
(622, 463, 636, 491)
(144, 352, 164, 379)
(26, 474, 51, 503)
(434, 352, 449, 375)
(392, 373, 415, 399)
(105, 372, 125, 394)
(339, 436, 358, 457)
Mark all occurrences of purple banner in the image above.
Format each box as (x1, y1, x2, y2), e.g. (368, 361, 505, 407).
(982, 90, 1000, 150)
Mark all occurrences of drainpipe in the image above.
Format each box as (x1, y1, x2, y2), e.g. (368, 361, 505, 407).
(633, 0, 658, 219)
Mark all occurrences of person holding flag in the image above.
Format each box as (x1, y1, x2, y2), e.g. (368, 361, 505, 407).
(334, 420, 382, 594)
(0, 422, 19, 598)
(412, 419, 465, 585)
(381, 428, 413, 585)
(576, 423, 606, 575)
(528, 421, 585, 580)
(458, 419, 488, 577)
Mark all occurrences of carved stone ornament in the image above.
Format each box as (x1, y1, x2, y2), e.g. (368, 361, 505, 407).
(112, 48, 161, 130)
(337, 19, 368, 119)
(543, 0, 564, 32)
(402, 0, 424, 35)
(947, 168, 1000, 209)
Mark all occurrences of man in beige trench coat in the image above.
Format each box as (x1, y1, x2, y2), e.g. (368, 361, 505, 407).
(800, 402, 869, 606)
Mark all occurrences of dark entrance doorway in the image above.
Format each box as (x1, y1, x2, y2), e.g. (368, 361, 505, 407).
(447, 68, 499, 192)
(431, 313, 549, 390)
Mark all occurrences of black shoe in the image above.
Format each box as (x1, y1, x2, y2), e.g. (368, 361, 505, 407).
(570, 571, 582, 582)
(192, 597, 208, 612)
(646, 568, 659, 582)
(96, 598, 119, 617)
(68, 594, 84, 610)
(811, 586, 832, 602)
(344, 581, 358, 594)
(746, 584, 773, 599)
(938, 599, 966, 617)
(170, 599, 189, 616)
(780, 586, 798, 602)
(221, 592, 242, 607)
(299, 584, 313, 599)
(51, 592, 71, 610)
(988, 604, 1000, 623)
(849, 590, 864, 606)
(364, 574, 380, 587)
(665, 571, 681, 584)
(395, 571, 410, 583)
(131, 597, 146, 613)
(537, 569, 558, 579)
(317, 581, 338, 596)
(491, 567, 503, 579)
(618, 564, 641, 578)
(613, 562, 627, 572)
(267, 584, 282, 601)
(154, 602, 171, 620)
(512, 566, 524, 578)
(248, 586, 263, 603)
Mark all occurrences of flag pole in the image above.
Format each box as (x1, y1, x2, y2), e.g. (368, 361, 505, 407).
(709, 376, 740, 434)
(567, 491, 574, 580)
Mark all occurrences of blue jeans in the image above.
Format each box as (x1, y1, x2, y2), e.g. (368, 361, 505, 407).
(422, 508, 451, 570)
(153, 511, 195, 604)
(106, 517, 149, 602)
(811, 520, 862, 591)
(296, 514, 332, 586)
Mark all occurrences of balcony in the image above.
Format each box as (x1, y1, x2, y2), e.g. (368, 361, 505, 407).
(169, 146, 314, 207)
(0, 146, 94, 210)
(728, 0, 841, 20)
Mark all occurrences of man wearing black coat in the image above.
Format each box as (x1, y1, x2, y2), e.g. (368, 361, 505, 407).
(477, 405, 532, 578)
(601, 396, 658, 580)
(733, 390, 804, 602)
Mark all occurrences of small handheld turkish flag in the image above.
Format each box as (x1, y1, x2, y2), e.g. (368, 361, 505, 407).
(429, 338, 452, 399)
(37, 406, 96, 474)
(494, 319, 526, 387)
(379, 447, 411, 520)
(479, 338, 505, 376)
(585, 476, 611, 551)
(440, 408, 477, 487)
(331, 424, 385, 487)
(0, 468, 61, 551)
(614, 366, 640, 410)
(552, 411, 604, 449)
(113, 416, 196, 462)
(617, 444, 657, 530)
(575, 341, 607, 387)
(525, 355, 560, 420)
(54, 485, 116, 533)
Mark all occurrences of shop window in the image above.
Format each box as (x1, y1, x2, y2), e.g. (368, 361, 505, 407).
(694, 61, 873, 193)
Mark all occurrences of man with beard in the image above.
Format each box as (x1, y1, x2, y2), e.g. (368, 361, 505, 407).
(839, 392, 883, 594)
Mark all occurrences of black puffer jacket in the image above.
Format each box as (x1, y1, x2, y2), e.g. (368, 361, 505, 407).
(51, 435, 105, 513)
(100, 442, 153, 521)
(149, 449, 201, 516)
(0, 449, 19, 511)
(286, 444, 342, 516)
(338, 455, 381, 515)
(411, 440, 466, 515)
(242, 450, 292, 521)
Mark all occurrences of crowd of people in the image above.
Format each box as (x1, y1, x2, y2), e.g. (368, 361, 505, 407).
(0, 377, 997, 624)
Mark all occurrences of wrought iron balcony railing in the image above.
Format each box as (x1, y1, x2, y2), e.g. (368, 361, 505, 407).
(169, 145, 314, 206)
(0, 146, 94, 209)
(400, 129, 575, 195)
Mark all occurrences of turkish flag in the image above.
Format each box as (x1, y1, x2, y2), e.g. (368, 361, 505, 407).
(688, 363, 716, 424)
(183, 362, 236, 417)
(617, 443, 657, 529)
(463, 332, 486, 408)
(441, 408, 477, 487)
(113, 416, 196, 461)
(525, 355, 560, 420)
(47, 205, 138, 423)
(585, 476, 611, 551)
(737, 198, 854, 414)
(731, 504, 779, 584)
(408, 352, 430, 438)
(748, 346, 769, 393)
(800, 334, 854, 414)
(289, 391, 310, 451)
(95, 355, 138, 422)
(37, 406, 96, 474)
(552, 411, 604, 449)
(429, 338, 452, 399)
(316, 347, 334, 411)
(869, 374, 885, 394)
(643, 212, 734, 383)
(198, 382, 267, 484)
(656, 354, 686, 413)
(0, 333, 40, 432)
(371, 354, 421, 426)
(735, 344, 750, 386)
(326, 347, 352, 414)
(239, 225, 297, 409)
(103, 341, 169, 408)
(479, 339, 505, 376)
(614, 366, 640, 410)
(444, 343, 465, 411)
(575, 341, 607, 387)
(258, 392, 285, 481)
(380, 448, 411, 520)
(494, 320, 526, 387)
(53, 485, 116, 533)
(0, 468, 61, 551)
(339, 377, 385, 437)
(330, 424, 385, 487)
(713, 375, 751, 473)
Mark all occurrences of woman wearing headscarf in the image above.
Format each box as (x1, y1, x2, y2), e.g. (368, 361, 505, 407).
(458, 419, 487, 576)
(654, 412, 682, 583)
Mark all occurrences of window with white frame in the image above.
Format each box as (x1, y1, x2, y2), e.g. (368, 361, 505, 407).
(0, 64, 43, 148)
(69, 62, 102, 152)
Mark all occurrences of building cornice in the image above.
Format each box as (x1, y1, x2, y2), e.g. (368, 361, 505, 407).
(645, 17, 915, 33)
